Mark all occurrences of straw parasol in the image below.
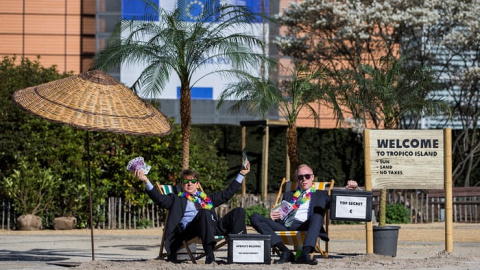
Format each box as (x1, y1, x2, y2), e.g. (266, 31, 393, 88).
(13, 70, 172, 260)
(13, 70, 172, 136)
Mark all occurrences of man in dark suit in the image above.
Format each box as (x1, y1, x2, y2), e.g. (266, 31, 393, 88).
(134, 162, 250, 264)
(250, 164, 358, 265)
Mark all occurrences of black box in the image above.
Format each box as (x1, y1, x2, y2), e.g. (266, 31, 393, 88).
(330, 189, 373, 222)
(227, 234, 271, 264)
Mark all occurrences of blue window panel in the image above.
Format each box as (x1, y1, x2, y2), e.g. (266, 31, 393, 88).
(177, 87, 213, 100)
(246, 0, 269, 23)
(122, 0, 159, 20)
(224, 0, 269, 22)
(245, 0, 269, 17)
(122, 0, 267, 23)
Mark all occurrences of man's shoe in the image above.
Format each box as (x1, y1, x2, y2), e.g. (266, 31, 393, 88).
(205, 254, 215, 264)
(294, 255, 318, 265)
(166, 253, 177, 262)
(166, 253, 183, 263)
(274, 250, 292, 264)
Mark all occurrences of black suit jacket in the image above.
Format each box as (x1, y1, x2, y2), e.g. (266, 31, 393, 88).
(281, 189, 331, 240)
(282, 189, 330, 215)
(146, 180, 241, 253)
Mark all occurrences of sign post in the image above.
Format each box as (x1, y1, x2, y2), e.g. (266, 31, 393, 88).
(444, 129, 453, 252)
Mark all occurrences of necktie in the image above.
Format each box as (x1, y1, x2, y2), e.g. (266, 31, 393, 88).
(296, 191, 306, 206)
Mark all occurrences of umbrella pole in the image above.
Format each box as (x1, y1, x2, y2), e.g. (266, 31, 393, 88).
(86, 131, 95, 260)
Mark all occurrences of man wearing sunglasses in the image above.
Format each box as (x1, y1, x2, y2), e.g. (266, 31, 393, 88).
(134, 161, 250, 264)
(250, 164, 358, 265)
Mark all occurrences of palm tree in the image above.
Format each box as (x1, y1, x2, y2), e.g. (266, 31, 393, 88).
(219, 65, 341, 175)
(338, 56, 449, 226)
(93, 1, 268, 169)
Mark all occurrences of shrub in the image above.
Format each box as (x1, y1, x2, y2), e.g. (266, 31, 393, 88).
(245, 204, 269, 226)
(136, 218, 153, 229)
(0, 56, 71, 183)
(2, 157, 60, 216)
(385, 203, 410, 224)
(331, 220, 362, 225)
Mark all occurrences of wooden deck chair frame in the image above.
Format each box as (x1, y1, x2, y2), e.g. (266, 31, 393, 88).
(272, 178, 334, 259)
(155, 182, 228, 264)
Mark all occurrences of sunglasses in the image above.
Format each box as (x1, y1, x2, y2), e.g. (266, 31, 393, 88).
(297, 174, 313, 181)
(182, 178, 198, 184)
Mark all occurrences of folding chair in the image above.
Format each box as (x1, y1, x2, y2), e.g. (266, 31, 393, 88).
(272, 178, 334, 259)
(156, 182, 181, 260)
(155, 182, 228, 264)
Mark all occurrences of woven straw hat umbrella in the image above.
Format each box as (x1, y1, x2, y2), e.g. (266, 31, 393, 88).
(13, 70, 172, 260)
(13, 70, 172, 136)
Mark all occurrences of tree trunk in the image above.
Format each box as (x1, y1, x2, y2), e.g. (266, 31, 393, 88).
(379, 188, 387, 226)
(286, 124, 299, 176)
(180, 84, 191, 170)
(379, 124, 395, 226)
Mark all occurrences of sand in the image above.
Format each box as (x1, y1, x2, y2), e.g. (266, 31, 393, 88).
(70, 223, 480, 270)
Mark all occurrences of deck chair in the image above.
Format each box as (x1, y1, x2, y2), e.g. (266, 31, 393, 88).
(155, 182, 228, 264)
(272, 178, 334, 259)
(156, 182, 181, 260)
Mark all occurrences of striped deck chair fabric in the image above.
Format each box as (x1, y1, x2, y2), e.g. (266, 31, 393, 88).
(273, 178, 335, 259)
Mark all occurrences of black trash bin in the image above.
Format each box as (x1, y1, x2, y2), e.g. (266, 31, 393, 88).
(373, 225, 401, 257)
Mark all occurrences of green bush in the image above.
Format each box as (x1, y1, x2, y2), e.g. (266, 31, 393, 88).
(2, 157, 60, 216)
(331, 220, 362, 225)
(136, 218, 153, 229)
(385, 203, 410, 224)
(245, 204, 270, 226)
(0, 56, 71, 184)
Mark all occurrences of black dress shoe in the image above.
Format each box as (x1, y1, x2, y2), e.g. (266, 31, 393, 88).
(274, 250, 292, 264)
(294, 255, 318, 265)
(166, 254, 183, 264)
(166, 253, 177, 262)
(205, 254, 215, 264)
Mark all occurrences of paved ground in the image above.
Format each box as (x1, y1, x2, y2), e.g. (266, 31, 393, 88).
(0, 230, 163, 269)
(1, 223, 479, 270)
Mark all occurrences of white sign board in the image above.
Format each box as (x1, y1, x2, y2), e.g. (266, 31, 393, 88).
(369, 130, 444, 189)
(231, 240, 265, 263)
(335, 196, 367, 219)
(330, 190, 372, 221)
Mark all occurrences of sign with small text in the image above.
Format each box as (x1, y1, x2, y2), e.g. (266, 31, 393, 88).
(369, 130, 444, 189)
(330, 190, 373, 222)
(335, 196, 367, 219)
(232, 240, 265, 263)
(228, 234, 271, 264)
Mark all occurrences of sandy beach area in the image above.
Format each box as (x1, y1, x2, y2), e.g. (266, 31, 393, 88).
(1, 223, 479, 270)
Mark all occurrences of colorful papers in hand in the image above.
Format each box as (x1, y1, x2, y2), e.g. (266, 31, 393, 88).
(272, 200, 294, 220)
(126, 157, 151, 175)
